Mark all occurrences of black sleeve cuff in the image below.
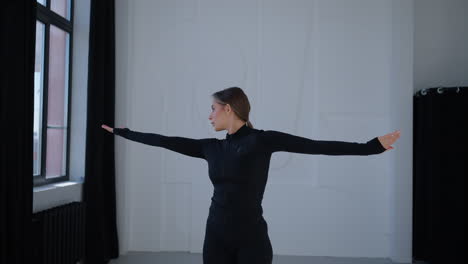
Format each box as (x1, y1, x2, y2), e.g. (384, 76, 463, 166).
(368, 137, 387, 154)
(113, 127, 130, 137)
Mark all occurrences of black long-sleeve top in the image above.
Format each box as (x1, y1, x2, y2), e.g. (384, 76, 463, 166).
(113, 123, 386, 224)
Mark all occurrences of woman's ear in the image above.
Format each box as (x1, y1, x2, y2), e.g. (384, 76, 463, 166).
(224, 104, 231, 114)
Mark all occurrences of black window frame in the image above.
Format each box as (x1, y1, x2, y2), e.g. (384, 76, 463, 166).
(34, 0, 74, 187)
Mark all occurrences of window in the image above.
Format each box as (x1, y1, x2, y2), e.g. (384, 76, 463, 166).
(34, 0, 73, 187)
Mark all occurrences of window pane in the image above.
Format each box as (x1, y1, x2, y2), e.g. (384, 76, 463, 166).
(46, 25, 70, 178)
(47, 25, 69, 127)
(37, 0, 46, 6)
(51, 0, 71, 20)
(34, 21, 46, 176)
(45, 128, 67, 178)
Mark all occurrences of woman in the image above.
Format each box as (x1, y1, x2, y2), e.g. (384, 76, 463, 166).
(102, 86, 400, 264)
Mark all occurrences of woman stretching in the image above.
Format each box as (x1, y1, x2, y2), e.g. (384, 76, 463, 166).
(101, 86, 400, 264)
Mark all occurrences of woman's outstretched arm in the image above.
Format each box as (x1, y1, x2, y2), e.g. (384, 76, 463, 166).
(259, 129, 400, 155)
(102, 124, 210, 160)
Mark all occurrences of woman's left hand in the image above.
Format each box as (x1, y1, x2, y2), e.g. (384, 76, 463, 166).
(378, 130, 401, 150)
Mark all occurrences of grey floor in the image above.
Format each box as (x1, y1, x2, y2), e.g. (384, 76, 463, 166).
(109, 251, 415, 264)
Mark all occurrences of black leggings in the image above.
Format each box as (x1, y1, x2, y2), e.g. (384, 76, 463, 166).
(202, 206, 273, 264)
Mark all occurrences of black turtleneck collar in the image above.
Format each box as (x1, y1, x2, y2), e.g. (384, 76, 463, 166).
(225, 123, 251, 140)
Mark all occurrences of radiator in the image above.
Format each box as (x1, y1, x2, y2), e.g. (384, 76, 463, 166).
(32, 201, 86, 264)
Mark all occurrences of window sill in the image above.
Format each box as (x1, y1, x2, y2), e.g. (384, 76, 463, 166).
(33, 180, 83, 192)
(33, 180, 84, 213)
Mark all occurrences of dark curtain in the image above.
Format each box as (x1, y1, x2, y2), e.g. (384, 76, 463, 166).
(82, 0, 119, 263)
(0, 1, 36, 264)
(413, 87, 467, 263)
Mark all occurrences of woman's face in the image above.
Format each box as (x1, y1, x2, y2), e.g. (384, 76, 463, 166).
(208, 100, 227, 131)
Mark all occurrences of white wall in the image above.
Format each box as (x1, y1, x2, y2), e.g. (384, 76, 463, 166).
(414, 0, 468, 92)
(114, 0, 412, 261)
(389, 1, 413, 263)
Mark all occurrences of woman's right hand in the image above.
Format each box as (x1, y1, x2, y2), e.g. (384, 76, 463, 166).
(377, 130, 401, 150)
(101, 124, 114, 133)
